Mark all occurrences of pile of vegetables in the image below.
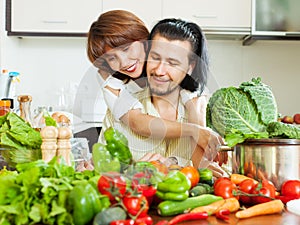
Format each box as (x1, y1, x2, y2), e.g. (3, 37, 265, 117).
(207, 77, 300, 147)
(93, 161, 164, 225)
(0, 158, 110, 225)
(1, 121, 298, 225)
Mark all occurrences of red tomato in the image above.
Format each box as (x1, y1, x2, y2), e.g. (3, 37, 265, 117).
(238, 178, 257, 205)
(251, 180, 276, 204)
(122, 194, 149, 218)
(132, 179, 157, 206)
(180, 166, 200, 188)
(213, 177, 231, 189)
(281, 180, 300, 198)
(97, 172, 127, 201)
(214, 177, 238, 199)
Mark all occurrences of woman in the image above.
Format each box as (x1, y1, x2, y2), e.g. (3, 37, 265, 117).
(87, 10, 226, 168)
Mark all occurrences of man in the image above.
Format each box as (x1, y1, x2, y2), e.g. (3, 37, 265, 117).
(99, 18, 226, 169)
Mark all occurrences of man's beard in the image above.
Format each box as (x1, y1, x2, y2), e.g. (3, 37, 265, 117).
(149, 82, 180, 96)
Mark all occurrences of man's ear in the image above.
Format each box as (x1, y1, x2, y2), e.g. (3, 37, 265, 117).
(187, 60, 196, 75)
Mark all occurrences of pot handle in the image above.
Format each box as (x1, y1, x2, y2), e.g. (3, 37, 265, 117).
(217, 145, 234, 152)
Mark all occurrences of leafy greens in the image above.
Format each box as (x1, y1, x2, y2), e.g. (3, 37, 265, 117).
(207, 77, 279, 146)
(0, 112, 42, 166)
(0, 158, 97, 225)
(0, 112, 42, 150)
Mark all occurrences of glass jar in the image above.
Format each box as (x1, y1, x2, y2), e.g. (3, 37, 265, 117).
(0, 100, 11, 116)
(17, 95, 33, 125)
(33, 106, 51, 129)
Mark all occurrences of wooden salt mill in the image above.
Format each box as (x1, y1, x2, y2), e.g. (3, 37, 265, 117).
(40, 126, 58, 162)
(57, 127, 72, 166)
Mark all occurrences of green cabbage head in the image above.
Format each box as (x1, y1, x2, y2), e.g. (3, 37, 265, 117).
(206, 77, 278, 146)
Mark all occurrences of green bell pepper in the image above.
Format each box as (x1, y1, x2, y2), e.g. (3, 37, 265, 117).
(104, 127, 133, 167)
(92, 143, 121, 174)
(68, 180, 104, 225)
(156, 170, 191, 201)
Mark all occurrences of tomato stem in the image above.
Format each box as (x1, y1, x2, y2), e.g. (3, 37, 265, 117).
(233, 190, 276, 200)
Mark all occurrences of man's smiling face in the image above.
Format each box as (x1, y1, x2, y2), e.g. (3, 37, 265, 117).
(146, 34, 194, 96)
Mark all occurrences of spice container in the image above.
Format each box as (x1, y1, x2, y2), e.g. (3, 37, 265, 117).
(17, 95, 33, 125)
(0, 100, 11, 116)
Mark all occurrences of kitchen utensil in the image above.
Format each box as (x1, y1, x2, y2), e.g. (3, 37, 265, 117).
(219, 138, 300, 190)
(287, 199, 300, 216)
(237, 139, 300, 190)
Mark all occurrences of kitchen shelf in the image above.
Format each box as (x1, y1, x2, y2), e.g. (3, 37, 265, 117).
(243, 35, 300, 45)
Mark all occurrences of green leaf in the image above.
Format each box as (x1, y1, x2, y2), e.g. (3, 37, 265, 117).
(44, 116, 57, 127)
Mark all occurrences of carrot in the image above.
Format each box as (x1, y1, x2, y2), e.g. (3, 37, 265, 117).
(230, 174, 258, 185)
(235, 199, 284, 219)
(190, 197, 240, 215)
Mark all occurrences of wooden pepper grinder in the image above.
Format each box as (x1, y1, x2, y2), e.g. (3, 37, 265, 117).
(40, 126, 58, 162)
(57, 127, 72, 166)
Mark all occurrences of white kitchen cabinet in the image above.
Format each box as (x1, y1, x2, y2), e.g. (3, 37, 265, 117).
(162, 0, 251, 36)
(102, 0, 162, 29)
(6, 0, 102, 36)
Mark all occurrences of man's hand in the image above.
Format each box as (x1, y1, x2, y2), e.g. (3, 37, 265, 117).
(192, 125, 227, 164)
(138, 153, 178, 167)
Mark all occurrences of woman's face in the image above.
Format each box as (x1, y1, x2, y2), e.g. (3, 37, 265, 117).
(103, 41, 146, 78)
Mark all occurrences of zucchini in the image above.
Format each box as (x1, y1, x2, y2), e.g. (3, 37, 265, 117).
(190, 183, 214, 196)
(93, 207, 126, 225)
(157, 194, 223, 216)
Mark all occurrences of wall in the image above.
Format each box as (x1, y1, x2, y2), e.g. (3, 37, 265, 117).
(1, 0, 299, 120)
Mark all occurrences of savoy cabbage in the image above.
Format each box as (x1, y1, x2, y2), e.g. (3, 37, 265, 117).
(206, 77, 278, 146)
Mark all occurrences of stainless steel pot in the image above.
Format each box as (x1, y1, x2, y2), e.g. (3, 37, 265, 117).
(222, 138, 300, 190)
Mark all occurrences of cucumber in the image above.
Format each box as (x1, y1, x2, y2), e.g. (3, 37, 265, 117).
(157, 194, 223, 216)
(93, 207, 126, 225)
(198, 168, 214, 185)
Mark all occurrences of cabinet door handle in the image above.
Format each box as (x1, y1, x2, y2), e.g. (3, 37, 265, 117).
(42, 20, 68, 24)
(192, 15, 217, 19)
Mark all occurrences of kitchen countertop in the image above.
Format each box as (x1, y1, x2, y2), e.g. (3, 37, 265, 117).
(73, 121, 102, 134)
(150, 210, 300, 225)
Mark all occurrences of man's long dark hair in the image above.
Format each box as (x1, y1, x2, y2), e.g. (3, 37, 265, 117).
(147, 18, 209, 95)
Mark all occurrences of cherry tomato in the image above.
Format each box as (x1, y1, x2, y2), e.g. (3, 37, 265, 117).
(122, 194, 149, 218)
(281, 180, 300, 198)
(251, 180, 276, 204)
(238, 178, 257, 205)
(180, 166, 200, 188)
(214, 177, 238, 199)
(97, 172, 127, 201)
